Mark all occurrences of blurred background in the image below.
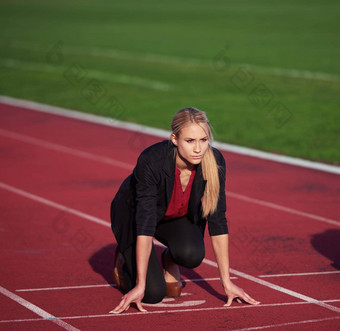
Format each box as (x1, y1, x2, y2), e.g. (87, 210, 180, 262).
(0, 0, 339, 164)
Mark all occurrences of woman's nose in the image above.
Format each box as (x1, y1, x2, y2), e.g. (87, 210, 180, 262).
(194, 142, 201, 153)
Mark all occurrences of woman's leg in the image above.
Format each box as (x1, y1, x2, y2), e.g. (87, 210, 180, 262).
(155, 216, 205, 269)
(121, 243, 167, 304)
(118, 216, 204, 303)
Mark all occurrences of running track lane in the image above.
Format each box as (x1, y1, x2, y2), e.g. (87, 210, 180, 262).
(2, 102, 337, 330)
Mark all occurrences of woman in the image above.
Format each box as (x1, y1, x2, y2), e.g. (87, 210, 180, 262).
(109, 107, 259, 314)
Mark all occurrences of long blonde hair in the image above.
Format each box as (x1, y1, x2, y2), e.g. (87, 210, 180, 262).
(171, 107, 220, 218)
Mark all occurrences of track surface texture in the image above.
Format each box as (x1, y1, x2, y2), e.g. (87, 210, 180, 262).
(0, 100, 339, 330)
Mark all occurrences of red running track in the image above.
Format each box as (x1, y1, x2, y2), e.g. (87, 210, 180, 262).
(0, 99, 339, 330)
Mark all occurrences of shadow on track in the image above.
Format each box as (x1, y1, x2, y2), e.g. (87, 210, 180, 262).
(311, 229, 340, 270)
(88, 244, 116, 286)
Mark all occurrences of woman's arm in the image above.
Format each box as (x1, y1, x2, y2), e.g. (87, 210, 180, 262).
(211, 234, 260, 306)
(110, 235, 153, 314)
(111, 146, 162, 314)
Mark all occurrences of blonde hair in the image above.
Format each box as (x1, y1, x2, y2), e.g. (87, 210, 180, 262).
(171, 107, 220, 218)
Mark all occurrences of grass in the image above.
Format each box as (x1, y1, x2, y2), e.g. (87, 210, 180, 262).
(0, 0, 339, 163)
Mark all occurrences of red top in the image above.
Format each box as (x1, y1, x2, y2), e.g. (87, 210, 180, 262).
(163, 167, 196, 220)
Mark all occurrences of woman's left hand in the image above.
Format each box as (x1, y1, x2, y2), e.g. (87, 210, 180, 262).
(223, 280, 260, 306)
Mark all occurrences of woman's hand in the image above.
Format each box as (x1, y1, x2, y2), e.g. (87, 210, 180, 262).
(110, 236, 153, 314)
(223, 280, 260, 306)
(109, 285, 147, 314)
(210, 235, 260, 306)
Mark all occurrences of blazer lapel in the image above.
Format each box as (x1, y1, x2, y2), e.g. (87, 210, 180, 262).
(188, 163, 206, 219)
(162, 143, 176, 207)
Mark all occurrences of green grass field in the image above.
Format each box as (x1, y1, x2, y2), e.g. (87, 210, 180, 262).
(0, 0, 339, 163)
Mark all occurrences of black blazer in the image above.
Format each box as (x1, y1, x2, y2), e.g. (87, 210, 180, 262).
(110, 140, 228, 253)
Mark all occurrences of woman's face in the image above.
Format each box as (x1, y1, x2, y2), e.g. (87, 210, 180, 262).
(171, 123, 210, 166)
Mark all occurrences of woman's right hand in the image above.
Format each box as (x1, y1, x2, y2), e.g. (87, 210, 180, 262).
(109, 285, 147, 314)
(111, 236, 152, 314)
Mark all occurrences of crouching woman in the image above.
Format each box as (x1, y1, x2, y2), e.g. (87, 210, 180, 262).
(109, 107, 259, 313)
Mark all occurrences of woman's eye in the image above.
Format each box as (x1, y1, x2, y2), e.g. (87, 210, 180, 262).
(186, 140, 194, 143)
(201, 138, 208, 142)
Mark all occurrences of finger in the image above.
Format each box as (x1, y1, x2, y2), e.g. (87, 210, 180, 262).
(241, 292, 260, 305)
(109, 307, 121, 314)
(236, 298, 242, 304)
(109, 298, 130, 314)
(109, 302, 124, 314)
(244, 293, 260, 305)
(136, 301, 147, 313)
(123, 304, 131, 312)
(109, 305, 124, 314)
(110, 303, 130, 314)
(224, 295, 234, 307)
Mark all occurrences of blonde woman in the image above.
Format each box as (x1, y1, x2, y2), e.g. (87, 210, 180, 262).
(110, 107, 259, 313)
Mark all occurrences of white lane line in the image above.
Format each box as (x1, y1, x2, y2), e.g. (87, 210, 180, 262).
(0, 182, 111, 229)
(0, 285, 80, 330)
(227, 192, 340, 227)
(231, 316, 340, 331)
(15, 277, 237, 293)
(0, 58, 172, 91)
(16, 284, 117, 292)
(1, 181, 340, 315)
(143, 299, 207, 308)
(184, 277, 222, 282)
(206, 259, 340, 314)
(0, 128, 338, 228)
(1, 95, 340, 175)
(5, 40, 340, 83)
(259, 271, 340, 278)
(1, 301, 340, 324)
(0, 128, 134, 171)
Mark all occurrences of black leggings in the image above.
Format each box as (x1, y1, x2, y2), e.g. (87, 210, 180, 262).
(121, 216, 205, 303)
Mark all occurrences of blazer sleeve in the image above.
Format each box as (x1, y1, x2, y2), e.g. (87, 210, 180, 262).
(207, 149, 229, 236)
(133, 153, 159, 237)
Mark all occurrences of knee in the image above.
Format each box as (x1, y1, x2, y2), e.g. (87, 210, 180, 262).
(172, 244, 205, 269)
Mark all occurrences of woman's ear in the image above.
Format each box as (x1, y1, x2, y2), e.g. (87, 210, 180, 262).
(170, 133, 178, 146)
